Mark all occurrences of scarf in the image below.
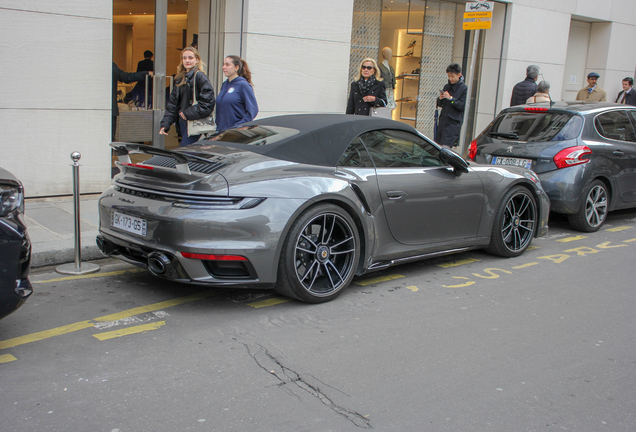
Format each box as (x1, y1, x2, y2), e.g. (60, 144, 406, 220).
(357, 76, 376, 96)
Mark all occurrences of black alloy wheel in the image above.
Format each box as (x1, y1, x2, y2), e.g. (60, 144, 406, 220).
(486, 186, 537, 257)
(276, 204, 359, 303)
(568, 180, 609, 232)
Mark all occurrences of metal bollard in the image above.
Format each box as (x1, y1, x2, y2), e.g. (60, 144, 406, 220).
(56, 152, 101, 275)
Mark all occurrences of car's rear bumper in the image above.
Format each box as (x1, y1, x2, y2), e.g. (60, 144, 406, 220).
(537, 166, 587, 214)
(97, 189, 306, 287)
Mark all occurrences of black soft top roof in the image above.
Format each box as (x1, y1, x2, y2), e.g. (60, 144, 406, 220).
(203, 114, 418, 167)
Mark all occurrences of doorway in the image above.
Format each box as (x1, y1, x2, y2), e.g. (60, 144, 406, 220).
(562, 20, 591, 101)
(112, 0, 206, 151)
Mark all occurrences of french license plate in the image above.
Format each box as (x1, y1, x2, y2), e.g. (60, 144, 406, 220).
(492, 156, 532, 170)
(111, 211, 147, 236)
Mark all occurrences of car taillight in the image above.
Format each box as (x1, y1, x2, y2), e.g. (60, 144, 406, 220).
(553, 145, 592, 169)
(181, 252, 248, 261)
(468, 139, 477, 160)
(120, 162, 154, 170)
(525, 107, 548, 112)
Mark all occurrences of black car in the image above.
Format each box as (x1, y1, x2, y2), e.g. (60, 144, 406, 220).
(468, 102, 636, 232)
(0, 168, 32, 319)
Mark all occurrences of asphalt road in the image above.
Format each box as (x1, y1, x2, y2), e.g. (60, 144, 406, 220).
(1, 210, 635, 432)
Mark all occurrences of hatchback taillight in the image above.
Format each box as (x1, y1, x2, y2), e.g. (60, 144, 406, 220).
(468, 139, 477, 160)
(553, 145, 592, 169)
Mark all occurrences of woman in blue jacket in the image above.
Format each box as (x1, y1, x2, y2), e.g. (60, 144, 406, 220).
(216, 56, 259, 131)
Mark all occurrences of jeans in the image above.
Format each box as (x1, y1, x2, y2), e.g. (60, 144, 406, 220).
(179, 118, 201, 146)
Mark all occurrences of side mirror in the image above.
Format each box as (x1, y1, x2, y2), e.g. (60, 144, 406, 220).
(440, 148, 469, 176)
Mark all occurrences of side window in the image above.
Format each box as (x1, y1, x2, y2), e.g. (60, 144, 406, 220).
(358, 130, 443, 168)
(594, 111, 636, 142)
(337, 138, 374, 168)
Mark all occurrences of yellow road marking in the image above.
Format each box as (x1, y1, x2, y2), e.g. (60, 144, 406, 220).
(33, 268, 145, 284)
(354, 274, 405, 286)
(0, 321, 94, 350)
(596, 242, 627, 249)
(443, 277, 475, 288)
(512, 262, 539, 269)
(0, 354, 17, 363)
(557, 236, 587, 243)
(0, 291, 217, 351)
(605, 226, 633, 232)
(93, 291, 216, 322)
(248, 297, 291, 308)
(527, 245, 540, 250)
(437, 258, 481, 268)
(93, 321, 166, 341)
(624, 238, 636, 243)
(407, 286, 418, 292)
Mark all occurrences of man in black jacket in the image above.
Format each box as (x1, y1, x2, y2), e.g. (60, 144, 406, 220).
(510, 65, 540, 106)
(436, 63, 468, 148)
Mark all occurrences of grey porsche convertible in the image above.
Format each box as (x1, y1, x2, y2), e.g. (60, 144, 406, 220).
(97, 114, 549, 303)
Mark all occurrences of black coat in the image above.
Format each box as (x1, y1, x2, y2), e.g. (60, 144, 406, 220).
(510, 77, 538, 106)
(160, 70, 216, 132)
(435, 77, 468, 147)
(112, 62, 149, 116)
(346, 79, 387, 116)
(615, 89, 636, 106)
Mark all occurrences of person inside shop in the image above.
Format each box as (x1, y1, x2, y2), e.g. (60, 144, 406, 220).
(576, 72, 607, 102)
(137, 50, 154, 72)
(435, 63, 468, 149)
(615, 77, 636, 105)
(159, 46, 216, 146)
(510, 65, 539, 106)
(112, 62, 152, 141)
(346, 58, 387, 116)
(527, 80, 551, 103)
(128, 50, 155, 107)
(215, 55, 259, 131)
(378, 47, 397, 110)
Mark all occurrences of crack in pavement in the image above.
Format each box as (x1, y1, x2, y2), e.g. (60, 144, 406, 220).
(236, 338, 372, 429)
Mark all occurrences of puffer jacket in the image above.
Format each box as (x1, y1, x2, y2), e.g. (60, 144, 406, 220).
(160, 70, 216, 132)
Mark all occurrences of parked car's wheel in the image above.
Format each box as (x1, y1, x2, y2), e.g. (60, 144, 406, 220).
(486, 186, 537, 257)
(568, 179, 608, 232)
(276, 204, 359, 303)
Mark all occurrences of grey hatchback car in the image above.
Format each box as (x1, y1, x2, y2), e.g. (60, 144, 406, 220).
(469, 102, 636, 232)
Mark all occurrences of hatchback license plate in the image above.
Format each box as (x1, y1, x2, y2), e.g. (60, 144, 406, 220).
(492, 156, 532, 170)
(111, 211, 147, 236)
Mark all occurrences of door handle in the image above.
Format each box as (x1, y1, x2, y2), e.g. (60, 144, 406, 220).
(612, 150, 625, 156)
(386, 190, 407, 199)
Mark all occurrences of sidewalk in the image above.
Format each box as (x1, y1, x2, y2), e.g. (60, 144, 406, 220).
(24, 194, 104, 268)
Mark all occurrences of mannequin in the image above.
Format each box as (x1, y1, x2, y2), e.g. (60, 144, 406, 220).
(379, 47, 397, 110)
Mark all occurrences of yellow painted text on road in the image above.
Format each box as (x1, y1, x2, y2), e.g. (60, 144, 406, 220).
(605, 226, 632, 232)
(557, 236, 587, 243)
(438, 258, 481, 268)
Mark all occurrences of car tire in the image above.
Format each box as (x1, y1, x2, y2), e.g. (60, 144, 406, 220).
(567, 179, 609, 232)
(275, 204, 359, 303)
(486, 186, 537, 258)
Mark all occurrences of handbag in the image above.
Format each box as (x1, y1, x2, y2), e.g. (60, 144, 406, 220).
(369, 106, 392, 119)
(187, 72, 217, 136)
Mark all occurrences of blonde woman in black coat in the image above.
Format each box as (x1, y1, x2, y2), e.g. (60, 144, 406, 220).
(346, 58, 387, 115)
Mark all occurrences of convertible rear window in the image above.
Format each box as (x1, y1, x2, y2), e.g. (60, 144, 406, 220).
(485, 111, 583, 142)
(206, 125, 299, 146)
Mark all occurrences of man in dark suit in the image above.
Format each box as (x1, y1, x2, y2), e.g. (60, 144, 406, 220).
(615, 77, 636, 106)
(137, 50, 154, 72)
(510, 65, 540, 106)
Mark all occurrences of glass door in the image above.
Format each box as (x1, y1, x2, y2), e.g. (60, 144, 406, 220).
(112, 0, 195, 150)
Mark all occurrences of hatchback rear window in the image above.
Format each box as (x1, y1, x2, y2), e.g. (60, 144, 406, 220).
(485, 112, 583, 142)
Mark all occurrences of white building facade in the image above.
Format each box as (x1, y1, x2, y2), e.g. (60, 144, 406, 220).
(1, 0, 635, 197)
